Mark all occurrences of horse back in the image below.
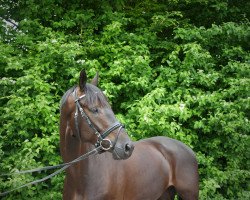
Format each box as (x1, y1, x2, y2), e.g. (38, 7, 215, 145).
(142, 136, 197, 162)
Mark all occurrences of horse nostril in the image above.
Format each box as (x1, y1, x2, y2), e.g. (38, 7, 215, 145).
(125, 143, 134, 152)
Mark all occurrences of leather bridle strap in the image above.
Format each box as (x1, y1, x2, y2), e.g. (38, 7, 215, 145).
(0, 146, 102, 197)
(101, 122, 124, 139)
(74, 90, 100, 139)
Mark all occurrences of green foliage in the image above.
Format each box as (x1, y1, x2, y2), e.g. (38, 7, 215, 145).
(1, 0, 249, 199)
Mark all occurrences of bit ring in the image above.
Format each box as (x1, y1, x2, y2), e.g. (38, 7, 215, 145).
(100, 139, 113, 151)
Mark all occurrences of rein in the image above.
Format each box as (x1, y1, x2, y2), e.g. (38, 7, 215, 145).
(0, 146, 102, 197)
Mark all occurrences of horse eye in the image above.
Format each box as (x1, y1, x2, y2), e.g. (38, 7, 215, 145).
(91, 108, 99, 114)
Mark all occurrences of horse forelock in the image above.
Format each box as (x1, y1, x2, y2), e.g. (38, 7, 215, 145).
(84, 83, 110, 108)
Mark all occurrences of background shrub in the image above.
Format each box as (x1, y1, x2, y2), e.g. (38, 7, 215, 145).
(1, 0, 249, 199)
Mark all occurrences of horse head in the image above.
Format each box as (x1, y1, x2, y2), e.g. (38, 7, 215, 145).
(62, 70, 134, 160)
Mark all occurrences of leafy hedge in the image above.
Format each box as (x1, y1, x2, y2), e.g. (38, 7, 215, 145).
(0, 0, 249, 199)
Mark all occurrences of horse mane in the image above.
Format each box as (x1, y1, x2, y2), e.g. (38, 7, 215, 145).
(60, 86, 77, 110)
(60, 84, 109, 110)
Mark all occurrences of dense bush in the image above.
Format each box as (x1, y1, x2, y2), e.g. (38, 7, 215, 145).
(1, 0, 249, 199)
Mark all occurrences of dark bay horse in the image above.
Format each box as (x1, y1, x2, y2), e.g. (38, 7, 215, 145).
(60, 70, 199, 200)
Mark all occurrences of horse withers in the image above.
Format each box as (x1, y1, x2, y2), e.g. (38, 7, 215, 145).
(60, 70, 199, 200)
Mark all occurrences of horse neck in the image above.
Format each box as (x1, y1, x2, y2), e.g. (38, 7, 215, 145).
(72, 142, 94, 175)
(80, 141, 93, 151)
(76, 141, 114, 183)
(71, 128, 114, 178)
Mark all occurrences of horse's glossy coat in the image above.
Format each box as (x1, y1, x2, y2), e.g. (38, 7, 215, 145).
(60, 71, 199, 200)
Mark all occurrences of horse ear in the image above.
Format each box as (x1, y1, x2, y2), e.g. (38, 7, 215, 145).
(79, 69, 87, 91)
(91, 72, 99, 86)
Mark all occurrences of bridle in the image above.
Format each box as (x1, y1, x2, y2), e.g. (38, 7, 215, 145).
(0, 88, 126, 196)
(73, 88, 124, 151)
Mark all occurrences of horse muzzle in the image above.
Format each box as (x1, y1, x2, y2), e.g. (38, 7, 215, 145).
(97, 122, 134, 160)
(112, 141, 134, 160)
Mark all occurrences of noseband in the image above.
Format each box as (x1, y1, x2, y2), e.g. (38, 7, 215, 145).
(73, 89, 123, 151)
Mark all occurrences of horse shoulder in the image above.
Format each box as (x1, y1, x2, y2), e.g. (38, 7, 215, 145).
(137, 136, 198, 179)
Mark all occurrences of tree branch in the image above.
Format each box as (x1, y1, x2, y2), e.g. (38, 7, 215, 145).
(0, 17, 18, 28)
